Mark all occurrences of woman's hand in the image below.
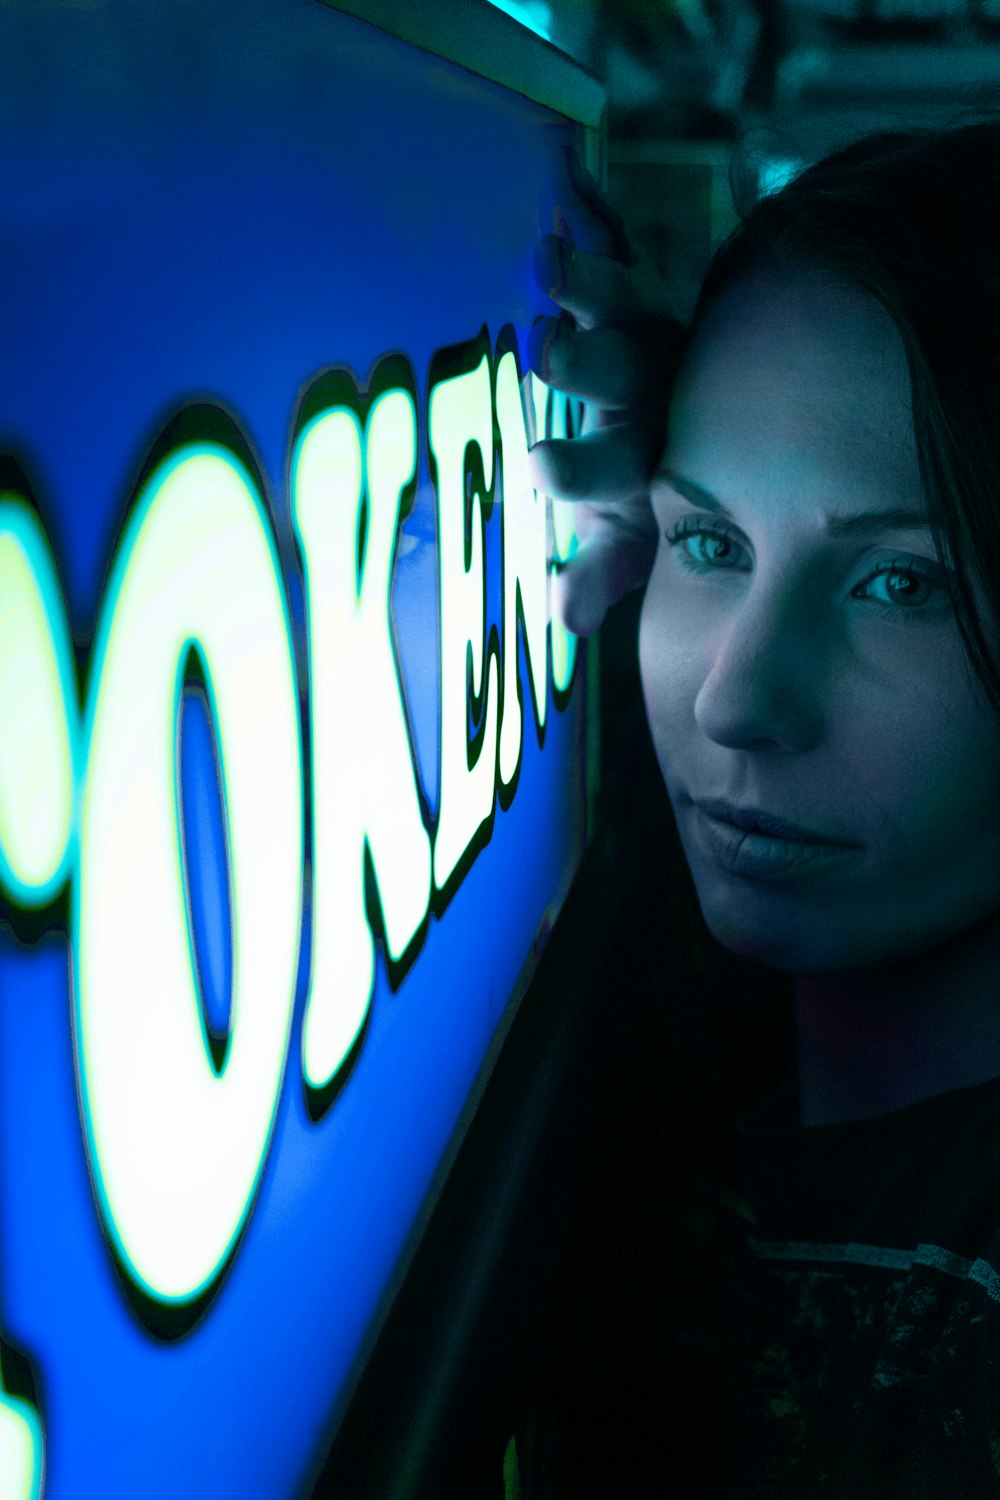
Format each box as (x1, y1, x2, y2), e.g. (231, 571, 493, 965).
(529, 185, 686, 636)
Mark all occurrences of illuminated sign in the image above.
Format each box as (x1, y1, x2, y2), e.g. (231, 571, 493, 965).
(0, 4, 599, 1496)
(0, 329, 582, 1495)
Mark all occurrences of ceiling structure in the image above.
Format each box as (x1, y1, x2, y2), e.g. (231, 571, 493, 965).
(546, 0, 1000, 159)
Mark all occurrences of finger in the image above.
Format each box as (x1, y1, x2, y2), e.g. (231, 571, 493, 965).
(533, 236, 639, 330)
(552, 532, 655, 636)
(529, 425, 661, 505)
(551, 553, 608, 636)
(528, 319, 647, 408)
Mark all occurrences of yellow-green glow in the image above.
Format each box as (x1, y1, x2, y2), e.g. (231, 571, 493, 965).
(0, 1382, 43, 1500)
(0, 499, 76, 906)
(293, 392, 432, 1093)
(429, 355, 499, 891)
(546, 393, 579, 694)
(496, 353, 548, 786)
(77, 446, 303, 1302)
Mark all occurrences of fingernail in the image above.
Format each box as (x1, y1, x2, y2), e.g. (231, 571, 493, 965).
(529, 440, 574, 493)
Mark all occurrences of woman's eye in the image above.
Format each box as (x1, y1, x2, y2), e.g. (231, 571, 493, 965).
(851, 558, 947, 616)
(664, 519, 750, 574)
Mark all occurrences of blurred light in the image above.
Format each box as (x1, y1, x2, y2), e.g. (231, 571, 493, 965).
(487, 0, 552, 42)
(0, 501, 77, 907)
(0, 1384, 43, 1500)
(758, 158, 802, 198)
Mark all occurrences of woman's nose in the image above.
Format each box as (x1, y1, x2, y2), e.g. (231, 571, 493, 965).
(693, 588, 825, 753)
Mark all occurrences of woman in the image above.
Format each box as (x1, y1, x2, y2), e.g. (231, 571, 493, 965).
(522, 123, 1000, 1496)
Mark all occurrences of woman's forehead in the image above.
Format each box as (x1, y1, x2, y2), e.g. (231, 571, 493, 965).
(687, 262, 907, 391)
(667, 264, 921, 507)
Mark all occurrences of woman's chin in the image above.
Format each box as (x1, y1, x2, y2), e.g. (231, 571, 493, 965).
(695, 887, 859, 975)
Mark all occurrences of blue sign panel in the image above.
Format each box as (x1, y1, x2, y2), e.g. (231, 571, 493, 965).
(0, 3, 593, 1496)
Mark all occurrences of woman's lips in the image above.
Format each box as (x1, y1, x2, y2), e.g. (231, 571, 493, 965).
(690, 801, 862, 881)
(694, 797, 857, 845)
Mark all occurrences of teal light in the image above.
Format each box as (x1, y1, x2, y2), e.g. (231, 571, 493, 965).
(758, 158, 802, 199)
(486, 0, 552, 42)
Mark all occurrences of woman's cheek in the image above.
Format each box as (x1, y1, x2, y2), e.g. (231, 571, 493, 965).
(639, 566, 695, 781)
(638, 564, 669, 738)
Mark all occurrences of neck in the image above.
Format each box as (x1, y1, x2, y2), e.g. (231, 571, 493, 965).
(795, 910, 1000, 1127)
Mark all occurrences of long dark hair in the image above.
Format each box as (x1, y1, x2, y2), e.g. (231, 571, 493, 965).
(691, 122, 1000, 721)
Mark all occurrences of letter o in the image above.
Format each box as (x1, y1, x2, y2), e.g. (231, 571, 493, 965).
(76, 446, 303, 1303)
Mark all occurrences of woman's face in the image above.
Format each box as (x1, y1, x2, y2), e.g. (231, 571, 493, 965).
(639, 263, 1000, 975)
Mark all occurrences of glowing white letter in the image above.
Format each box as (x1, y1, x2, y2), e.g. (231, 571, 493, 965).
(0, 1376, 43, 1500)
(547, 391, 580, 695)
(293, 392, 431, 1093)
(429, 355, 499, 891)
(495, 352, 548, 786)
(0, 500, 76, 906)
(77, 446, 303, 1303)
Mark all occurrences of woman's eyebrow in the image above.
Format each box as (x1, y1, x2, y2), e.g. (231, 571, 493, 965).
(824, 509, 932, 536)
(654, 469, 726, 512)
(654, 468, 932, 535)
